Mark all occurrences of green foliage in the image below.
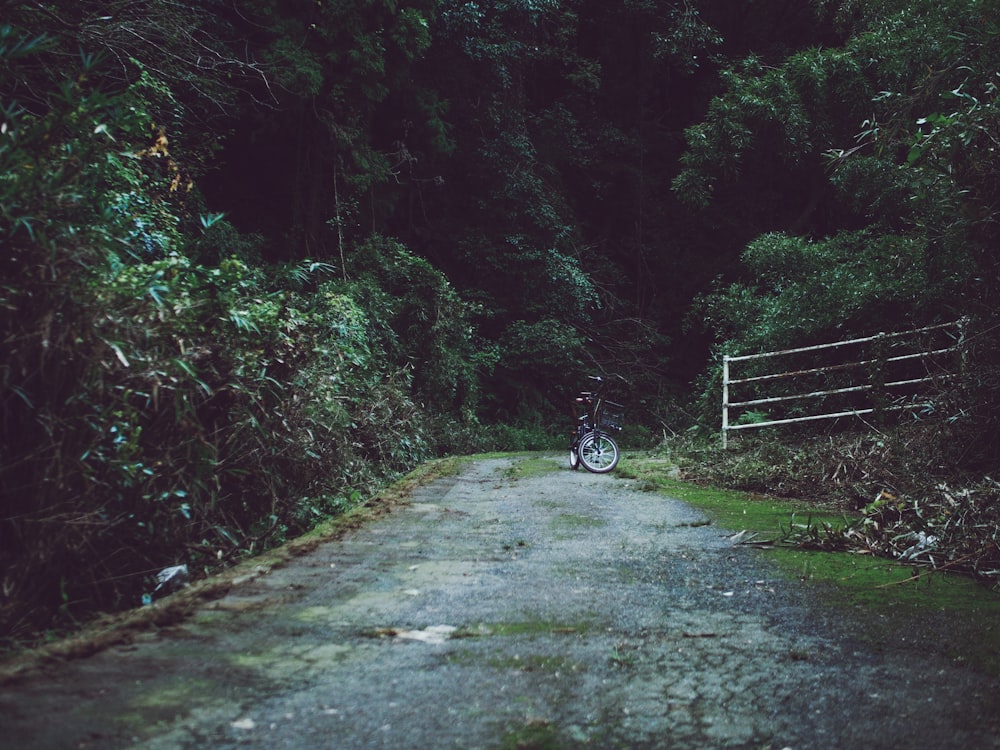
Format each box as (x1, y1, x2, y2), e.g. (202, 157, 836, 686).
(499, 319, 585, 383)
(0, 39, 111, 250)
(0, 33, 184, 637)
(652, 2, 723, 73)
(0, 28, 486, 644)
(232, 0, 447, 239)
(693, 230, 954, 353)
(345, 235, 489, 417)
(673, 46, 868, 208)
(1, 231, 459, 641)
(679, 0, 1000, 450)
(411, 0, 651, 411)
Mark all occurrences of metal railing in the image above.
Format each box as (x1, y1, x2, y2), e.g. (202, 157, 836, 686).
(721, 320, 966, 448)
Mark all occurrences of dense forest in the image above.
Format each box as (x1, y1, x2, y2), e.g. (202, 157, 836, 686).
(2, 0, 999, 643)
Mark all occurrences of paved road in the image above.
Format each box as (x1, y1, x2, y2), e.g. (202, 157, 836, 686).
(2, 455, 999, 749)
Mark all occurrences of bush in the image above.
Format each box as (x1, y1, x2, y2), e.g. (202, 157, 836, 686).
(0, 39, 491, 643)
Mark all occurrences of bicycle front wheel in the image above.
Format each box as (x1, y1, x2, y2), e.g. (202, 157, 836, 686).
(578, 432, 619, 473)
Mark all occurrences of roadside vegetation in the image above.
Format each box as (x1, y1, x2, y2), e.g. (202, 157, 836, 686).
(620, 446, 1000, 676)
(623, 419, 1000, 599)
(715, 414, 1000, 593)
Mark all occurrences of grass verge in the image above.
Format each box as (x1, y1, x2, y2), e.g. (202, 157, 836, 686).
(617, 452, 1000, 675)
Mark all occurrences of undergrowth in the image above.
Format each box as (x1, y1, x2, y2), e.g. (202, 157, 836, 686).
(647, 421, 1000, 590)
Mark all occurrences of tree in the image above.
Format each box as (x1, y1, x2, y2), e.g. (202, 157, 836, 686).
(197, 0, 446, 262)
(681, 0, 1000, 462)
(677, 0, 999, 350)
(0, 7, 482, 640)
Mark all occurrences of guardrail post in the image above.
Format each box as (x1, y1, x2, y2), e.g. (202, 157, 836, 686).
(722, 354, 730, 449)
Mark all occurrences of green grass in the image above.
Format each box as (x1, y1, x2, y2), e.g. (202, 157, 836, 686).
(550, 513, 607, 530)
(452, 620, 591, 639)
(502, 455, 564, 480)
(618, 455, 849, 533)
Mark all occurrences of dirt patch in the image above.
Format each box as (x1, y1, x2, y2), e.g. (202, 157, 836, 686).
(1, 454, 998, 749)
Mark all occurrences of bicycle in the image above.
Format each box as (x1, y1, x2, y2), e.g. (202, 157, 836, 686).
(569, 376, 624, 473)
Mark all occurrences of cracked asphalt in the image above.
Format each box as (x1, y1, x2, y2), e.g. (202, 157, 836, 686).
(1, 454, 999, 749)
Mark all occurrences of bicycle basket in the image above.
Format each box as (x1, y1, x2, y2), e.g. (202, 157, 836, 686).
(598, 401, 625, 431)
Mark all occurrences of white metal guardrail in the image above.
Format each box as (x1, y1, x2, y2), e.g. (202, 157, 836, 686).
(721, 320, 965, 448)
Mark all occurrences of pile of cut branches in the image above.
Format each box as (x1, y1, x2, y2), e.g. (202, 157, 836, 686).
(670, 425, 1000, 590)
(780, 480, 1000, 588)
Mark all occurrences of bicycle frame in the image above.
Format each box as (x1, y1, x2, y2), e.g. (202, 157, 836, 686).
(569, 376, 622, 473)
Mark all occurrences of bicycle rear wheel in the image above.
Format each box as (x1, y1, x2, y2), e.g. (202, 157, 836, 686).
(578, 431, 619, 473)
(569, 445, 580, 470)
